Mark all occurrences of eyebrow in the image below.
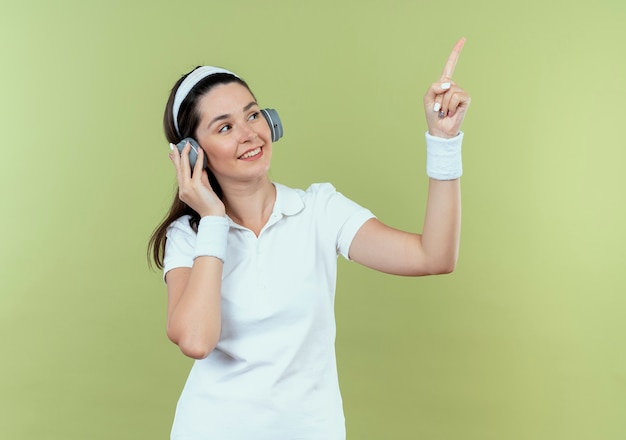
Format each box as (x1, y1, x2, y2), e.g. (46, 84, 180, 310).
(207, 101, 258, 129)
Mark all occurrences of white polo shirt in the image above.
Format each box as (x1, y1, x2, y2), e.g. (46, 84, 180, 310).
(163, 182, 375, 440)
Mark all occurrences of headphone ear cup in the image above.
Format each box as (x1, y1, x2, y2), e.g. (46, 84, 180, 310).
(176, 137, 208, 170)
(260, 108, 283, 142)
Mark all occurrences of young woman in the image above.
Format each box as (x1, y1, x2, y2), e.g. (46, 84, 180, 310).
(148, 38, 470, 439)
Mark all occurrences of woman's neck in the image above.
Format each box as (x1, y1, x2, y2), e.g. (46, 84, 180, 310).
(221, 176, 276, 236)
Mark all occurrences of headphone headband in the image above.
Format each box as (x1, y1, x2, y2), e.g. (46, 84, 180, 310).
(172, 66, 239, 137)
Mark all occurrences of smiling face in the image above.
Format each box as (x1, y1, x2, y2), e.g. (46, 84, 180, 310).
(194, 82, 273, 186)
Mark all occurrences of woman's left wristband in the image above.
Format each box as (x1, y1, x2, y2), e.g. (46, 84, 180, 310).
(425, 131, 464, 180)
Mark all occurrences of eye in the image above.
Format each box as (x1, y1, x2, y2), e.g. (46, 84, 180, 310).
(218, 124, 232, 134)
(248, 111, 260, 121)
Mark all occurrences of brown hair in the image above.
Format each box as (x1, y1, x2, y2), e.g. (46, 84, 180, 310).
(147, 68, 253, 270)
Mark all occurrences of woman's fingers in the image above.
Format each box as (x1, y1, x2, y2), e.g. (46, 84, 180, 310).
(179, 141, 192, 177)
(170, 141, 193, 189)
(440, 37, 465, 80)
(429, 81, 452, 118)
(440, 84, 468, 118)
(423, 38, 471, 137)
(424, 83, 471, 137)
(169, 141, 191, 170)
(191, 146, 205, 182)
(427, 81, 453, 119)
(169, 142, 182, 187)
(427, 37, 467, 117)
(168, 142, 224, 216)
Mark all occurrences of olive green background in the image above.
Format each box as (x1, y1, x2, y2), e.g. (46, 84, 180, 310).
(1, 0, 625, 439)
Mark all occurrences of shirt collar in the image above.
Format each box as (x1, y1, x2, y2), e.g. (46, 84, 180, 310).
(272, 182, 304, 217)
(226, 182, 304, 231)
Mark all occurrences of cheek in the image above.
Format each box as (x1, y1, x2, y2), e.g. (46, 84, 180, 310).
(262, 123, 273, 141)
(263, 144, 273, 168)
(202, 144, 231, 170)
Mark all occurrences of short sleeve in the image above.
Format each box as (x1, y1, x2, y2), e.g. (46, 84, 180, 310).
(310, 183, 376, 260)
(163, 216, 196, 281)
(336, 204, 376, 260)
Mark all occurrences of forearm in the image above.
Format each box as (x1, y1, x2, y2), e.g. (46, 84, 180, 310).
(419, 126, 463, 273)
(421, 178, 461, 273)
(167, 257, 223, 359)
(166, 216, 229, 359)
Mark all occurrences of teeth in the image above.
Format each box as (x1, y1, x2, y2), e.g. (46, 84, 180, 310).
(240, 147, 261, 159)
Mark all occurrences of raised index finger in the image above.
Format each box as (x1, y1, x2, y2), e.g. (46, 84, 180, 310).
(440, 37, 466, 80)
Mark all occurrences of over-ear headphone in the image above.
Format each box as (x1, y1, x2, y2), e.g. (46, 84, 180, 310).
(261, 108, 283, 142)
(175, 108, 283, 170)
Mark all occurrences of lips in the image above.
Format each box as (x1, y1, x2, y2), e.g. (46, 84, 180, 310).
(238, 146, 262, 160)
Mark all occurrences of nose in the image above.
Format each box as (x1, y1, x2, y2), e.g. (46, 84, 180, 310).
(238, 122, 257, 143)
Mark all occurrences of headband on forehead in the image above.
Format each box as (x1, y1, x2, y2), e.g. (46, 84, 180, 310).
(172, 66, 239, 137)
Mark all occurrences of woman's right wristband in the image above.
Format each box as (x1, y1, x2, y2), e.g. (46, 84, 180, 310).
(193, 216, 229, 263)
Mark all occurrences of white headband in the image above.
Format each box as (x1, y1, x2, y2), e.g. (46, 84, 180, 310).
(172, 66, 239, 137)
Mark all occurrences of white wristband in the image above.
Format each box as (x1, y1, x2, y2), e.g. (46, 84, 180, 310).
(193, 216, 229, 263)
(425, 131, 464, 180)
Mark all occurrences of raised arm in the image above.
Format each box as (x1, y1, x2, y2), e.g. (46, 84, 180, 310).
(349, 38, 470, 276)
(166, 145, 227, 359)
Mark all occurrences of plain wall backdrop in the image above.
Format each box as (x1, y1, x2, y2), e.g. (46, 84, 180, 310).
(1, 0, 625, 439)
